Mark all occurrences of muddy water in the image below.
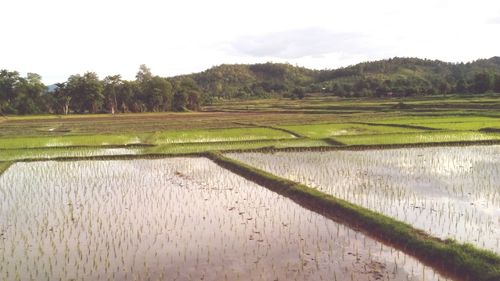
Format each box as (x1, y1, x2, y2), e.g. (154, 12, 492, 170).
(229, 145, 500, 254)
(0, 159, 450, 280)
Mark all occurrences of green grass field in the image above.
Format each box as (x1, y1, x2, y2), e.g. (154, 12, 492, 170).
(0, 134, 148, 149)
(143, 138, 330, 154)
(279, 123, 425, 138)
(147, 127, 295, 144)
(334, 131, 500, 145)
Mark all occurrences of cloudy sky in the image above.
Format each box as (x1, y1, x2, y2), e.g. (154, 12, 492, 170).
(1, 0, 500, 84)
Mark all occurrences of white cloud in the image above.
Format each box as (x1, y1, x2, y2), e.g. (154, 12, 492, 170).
(488, 15, 500, 24)
(0, 0, 499, 84)
(229, 28, 377, 59)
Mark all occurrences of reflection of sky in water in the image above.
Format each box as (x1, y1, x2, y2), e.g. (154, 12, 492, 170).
(231, 145, 500, 254)
(0, 159, 449, 281)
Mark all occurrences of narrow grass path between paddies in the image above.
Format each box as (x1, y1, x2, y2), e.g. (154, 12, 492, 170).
(207, 152, 500, 281)
(219, 139, 500, 153)
(352, 121, 441, 131)
(0, 162, 12, 175)
(232, 122, 308, 138)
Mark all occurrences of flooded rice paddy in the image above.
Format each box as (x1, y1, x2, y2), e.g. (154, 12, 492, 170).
(0, 158, 450, 280)
(229, 145, 500, 254)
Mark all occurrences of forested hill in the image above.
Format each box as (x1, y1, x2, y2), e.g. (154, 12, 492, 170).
(190, 63, 316, 99)
(190, 57, 500, 99)
(1, 57, 500, 115)
(313, 57, 500, 97)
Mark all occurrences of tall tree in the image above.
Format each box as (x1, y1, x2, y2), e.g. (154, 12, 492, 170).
(103, 75, 122, 114)
(172, 91, 187, 111)
(187, 90, 200, 110)
(136, 64, 153, 83)
(147, 77, 173, 111)
(472, 72, 492, 93)
(52, 83, 71, 114)
(0, 70, 21, 114)
(116, 80, 138, 113)
(82, 72, 104, 113)
(66, 72, 104, 113)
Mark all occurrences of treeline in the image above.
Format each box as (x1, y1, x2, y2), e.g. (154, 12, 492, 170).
(0, 65, 203, 115)
(2, 57, 500, 114)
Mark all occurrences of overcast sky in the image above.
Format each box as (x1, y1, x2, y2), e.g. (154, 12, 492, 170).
(1, 0, 500, 84)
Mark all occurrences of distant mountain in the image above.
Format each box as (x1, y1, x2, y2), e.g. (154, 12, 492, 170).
(178, 57, 500, 98)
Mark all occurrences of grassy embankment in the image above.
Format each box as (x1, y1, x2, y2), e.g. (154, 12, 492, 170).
(207, 151, 500, 281)
(0, 161, 12, 175)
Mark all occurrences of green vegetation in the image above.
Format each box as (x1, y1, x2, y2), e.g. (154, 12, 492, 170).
(0, 161, 12, 175)
(279, 122, 424, 138)
(147, 127, 295, 144)
(0, 134, 147, 149)
(0, 94, 499, 160)
(2, 57, 500, 115)
(3, 56, 500, 281)
(208, 152, 500, 281)
(335, 131, 500, 145)
(143, 139, 330, 155)
(0, 147, 141, 162)
(377, 116, 500, 131)
(2, 92, 500, 279)
(0, 65, 202, 115)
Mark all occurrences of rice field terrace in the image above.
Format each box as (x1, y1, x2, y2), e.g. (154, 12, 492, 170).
(0, 158, 450, 281)
(1, 95, 500, 280)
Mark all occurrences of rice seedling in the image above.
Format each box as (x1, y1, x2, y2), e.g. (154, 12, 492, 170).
(278, 123, 425, 139)
(229, 145, 500, 254)
(0, 148, 142, 162)
(0, 134, 147, 149)
(335, 131, 500, 145)
(0, 158, 449, 281)
(143, 138, 330, 155)
(147, 127, 296, 145)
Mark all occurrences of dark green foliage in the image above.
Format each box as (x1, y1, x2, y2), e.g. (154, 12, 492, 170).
(0, 70, 46, 115)
(66, 72, 104, 113)
(193, 62, 314, 99)
(187, 90, 201, 110)
(292, 87, 305, 99)
(172, 91, 187, 111)
(316, 57, 500, 97)
(473, 72, 492, 93)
